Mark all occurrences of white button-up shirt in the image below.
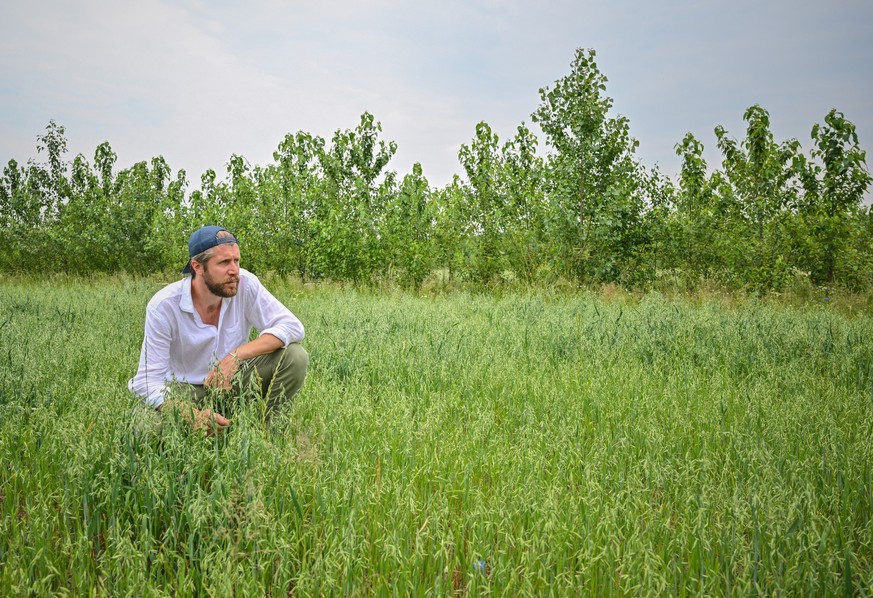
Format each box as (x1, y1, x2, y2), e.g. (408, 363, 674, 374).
(128, 269, 304, 407)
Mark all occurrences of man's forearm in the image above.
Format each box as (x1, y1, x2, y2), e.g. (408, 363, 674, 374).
(231, 333, 284, 361)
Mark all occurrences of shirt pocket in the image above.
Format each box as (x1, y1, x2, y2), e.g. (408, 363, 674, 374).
(220, 321, 246, 355)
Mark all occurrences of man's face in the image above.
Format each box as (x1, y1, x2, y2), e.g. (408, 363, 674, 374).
(200, 243, 241, 298)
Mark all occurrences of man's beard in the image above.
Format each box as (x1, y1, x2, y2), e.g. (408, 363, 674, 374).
(203, 268, 239, 298)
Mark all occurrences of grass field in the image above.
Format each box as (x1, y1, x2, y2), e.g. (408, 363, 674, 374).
(1, 277, 871, 595)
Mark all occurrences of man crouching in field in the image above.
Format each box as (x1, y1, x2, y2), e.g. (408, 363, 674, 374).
(129, 225, 309, 434)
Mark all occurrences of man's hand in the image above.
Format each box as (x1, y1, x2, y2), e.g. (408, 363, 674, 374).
(193, 408, 231, 435)
(159, 400, 230, 435)
(205, 352, 239, 391)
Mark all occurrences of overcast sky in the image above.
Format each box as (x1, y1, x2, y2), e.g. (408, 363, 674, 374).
(2, 0, 871, 192)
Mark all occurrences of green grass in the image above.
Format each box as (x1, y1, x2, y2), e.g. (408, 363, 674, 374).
(1, 277, 871, 595)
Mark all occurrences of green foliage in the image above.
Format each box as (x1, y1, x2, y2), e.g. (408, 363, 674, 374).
(385, 163, 434, 288)
(315, 112, 397, 283)
(713, 105, 802, 290)
(533, 48, 646, 283)
(457, 121, 505, 283)
(500, 124, 547, 283)
(430, 178, 468, 283)
(671, 133, 721, 280)
(266, 131, 325, 278)
(1, 50, 871, 292)
(669, 105, 871, 292)
(796, 109, 873, 285)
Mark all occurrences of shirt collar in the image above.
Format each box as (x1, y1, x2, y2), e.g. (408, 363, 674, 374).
(180, 276, 194, 313)
(179, 275, 236, 316)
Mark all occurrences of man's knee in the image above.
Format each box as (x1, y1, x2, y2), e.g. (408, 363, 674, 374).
(243, 343, 309, 406)
(263, 344, 308, 415)
(270, 343, 309, 400)
(277, 343, 309, 380)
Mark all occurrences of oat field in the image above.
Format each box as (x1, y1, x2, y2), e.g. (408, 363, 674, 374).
(1, 277, 871, 595)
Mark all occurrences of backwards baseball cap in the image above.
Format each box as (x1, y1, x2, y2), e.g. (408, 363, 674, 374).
(182, 225, 239, 274)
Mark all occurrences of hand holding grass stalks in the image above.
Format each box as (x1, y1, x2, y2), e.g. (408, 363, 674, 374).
(158, 399, 231, 436)
(204, 352, 240, 391)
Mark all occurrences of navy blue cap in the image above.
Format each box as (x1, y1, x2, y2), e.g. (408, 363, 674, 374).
(183, 226, 239, 274)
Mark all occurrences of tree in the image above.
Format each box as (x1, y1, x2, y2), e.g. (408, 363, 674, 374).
(500, 123, 546, 282)
(35, 119, 70, 221)
(670, 133, 726, 282)
(458, 121, 505, 282)
(224, 154, 261, 267)
(265, 131, 324, 277)
(316, 112, 397, 282)
(714, 105, 800, 289)
(110, 158, 170, 273)
(795, 109, 872, 284)
(636, 166, 678, 285)
(532, 48, 644, 282)
(0, 121, 73, 271)
(384, 163, 434, 288)
(430, 177, 468, 284)
(0, 159, 35, 270)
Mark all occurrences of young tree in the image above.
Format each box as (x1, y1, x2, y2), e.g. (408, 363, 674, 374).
(0, 159, 38, 270)
(35, 119, 71, 222)
(795, 109, 872, 284)
(111, 158, 172, 273)
(636, 166, 678, 285)
(151, 167, 190, 272)
(316, 112, 397, 282)
(266, 131, 326, 277)
(458, 121, 505, 283)
(223, 154, 261, 268)
(430, 177, 468, 283)
(501, 123, 546, 282)
(20, 120, 74, 269)
(384, 163, 434, 288)
(714, 105, 800, 289)
(532, 48, 644, 283)
(670, 132, 729, 282)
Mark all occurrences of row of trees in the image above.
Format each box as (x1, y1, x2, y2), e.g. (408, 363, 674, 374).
(2, 49, 871, 291)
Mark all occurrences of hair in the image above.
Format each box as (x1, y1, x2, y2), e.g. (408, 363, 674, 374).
(191, 230, 237, 279)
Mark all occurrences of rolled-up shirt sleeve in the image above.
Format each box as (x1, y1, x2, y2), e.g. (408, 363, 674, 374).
(245, 273, 304, 346)
(128, 307, 174, 408)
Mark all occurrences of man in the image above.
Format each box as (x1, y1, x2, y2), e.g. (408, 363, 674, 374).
(129, 225, 308, 433)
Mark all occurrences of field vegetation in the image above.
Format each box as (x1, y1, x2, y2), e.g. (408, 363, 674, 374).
(3, 49, 872, 292)
(1, 277, 871, 594)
